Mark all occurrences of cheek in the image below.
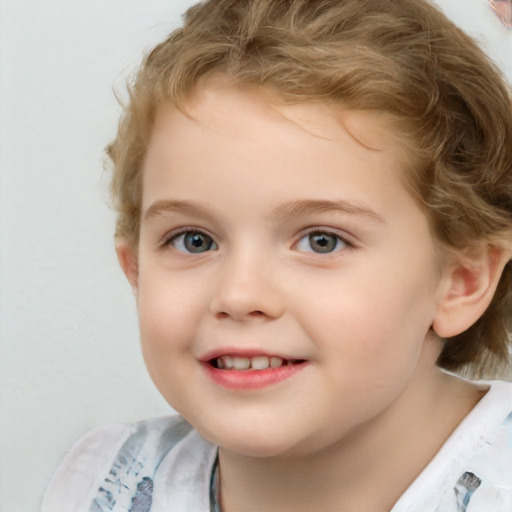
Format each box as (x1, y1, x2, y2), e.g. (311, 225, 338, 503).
(293, 264, 435, 363)
(138, 265, 205, 328)
(135, 271, 207, 371)
(135, 278, 203, 410)
(295, 279, 433, 422)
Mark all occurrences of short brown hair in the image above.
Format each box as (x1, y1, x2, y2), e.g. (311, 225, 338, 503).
(108, 0, 512, 378)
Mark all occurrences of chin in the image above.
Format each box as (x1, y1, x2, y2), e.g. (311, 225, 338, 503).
(219, 439, 303, 459)
(190, 418, 302, 458)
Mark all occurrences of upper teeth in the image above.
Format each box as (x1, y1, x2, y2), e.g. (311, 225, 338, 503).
(216, 355, 285, 370)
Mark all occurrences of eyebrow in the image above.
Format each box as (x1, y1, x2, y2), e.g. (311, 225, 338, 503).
(143, 200, 210, 221)
(271, 199, 385, 225)
(144, 198, 384, 225)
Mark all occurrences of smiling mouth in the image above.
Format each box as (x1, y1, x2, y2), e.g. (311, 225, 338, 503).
(210, 355, 306, 371)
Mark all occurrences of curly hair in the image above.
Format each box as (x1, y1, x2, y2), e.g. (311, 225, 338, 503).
(108, 0, 512, 378)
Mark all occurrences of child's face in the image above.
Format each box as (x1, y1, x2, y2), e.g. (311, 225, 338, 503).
(132, 81, 449, 458)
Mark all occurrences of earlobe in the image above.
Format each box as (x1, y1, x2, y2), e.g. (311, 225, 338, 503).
(115, 240, 139, 292)
(432, 246, 511, 338)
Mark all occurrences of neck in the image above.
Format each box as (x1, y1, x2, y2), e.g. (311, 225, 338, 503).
(217, 369, 484, 512)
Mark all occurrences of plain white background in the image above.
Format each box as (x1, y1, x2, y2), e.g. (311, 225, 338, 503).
(0, 1, 511, 510)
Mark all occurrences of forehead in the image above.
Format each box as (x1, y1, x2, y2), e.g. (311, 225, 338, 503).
(177, 79, 402, 153)
(142, 81, 414, 220)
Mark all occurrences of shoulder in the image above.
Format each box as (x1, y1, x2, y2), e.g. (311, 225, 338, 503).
(393, 379, 512, 512)
(43, 416, 200, 512)
(480, 378, 512, 409)
(459, 380, 512, 511)
(463, 379, 512, 441)
(436, 379, 512, 512)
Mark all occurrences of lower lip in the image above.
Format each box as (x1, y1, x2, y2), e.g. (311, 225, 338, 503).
(202, 362, 308, 390)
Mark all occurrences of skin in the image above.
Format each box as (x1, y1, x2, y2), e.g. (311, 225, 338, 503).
(118, 81, 506, 511)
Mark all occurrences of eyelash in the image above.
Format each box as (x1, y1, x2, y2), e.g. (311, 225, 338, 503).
(160, 227, 353, 255)
(294, 229, 351, 255)
(161, 227, 218, 254)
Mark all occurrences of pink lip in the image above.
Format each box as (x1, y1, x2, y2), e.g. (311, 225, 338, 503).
(201, 359, 308, 390)
(199, 348, 309, 390)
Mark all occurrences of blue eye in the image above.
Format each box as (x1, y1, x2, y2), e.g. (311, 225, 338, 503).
(170, 231, 217, 253)
(296, 231, 347, 254)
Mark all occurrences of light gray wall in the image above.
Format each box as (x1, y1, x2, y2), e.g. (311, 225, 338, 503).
(0, 1, 511, 510)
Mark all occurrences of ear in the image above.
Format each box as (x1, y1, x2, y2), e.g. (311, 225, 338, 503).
(432, 245, 511, 338)
(115, 240, 139, 293)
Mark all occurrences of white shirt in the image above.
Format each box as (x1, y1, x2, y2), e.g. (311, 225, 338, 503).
(43, 380, 512, 512)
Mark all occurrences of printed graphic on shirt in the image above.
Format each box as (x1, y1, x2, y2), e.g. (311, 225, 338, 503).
(90, 418, 192, 512)
(87, 411, 512, 512)
(454, 472, 481, 512)
(437, 410, 512, 512)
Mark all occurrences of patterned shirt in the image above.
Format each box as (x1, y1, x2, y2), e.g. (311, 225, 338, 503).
(43, 380, 512, 512)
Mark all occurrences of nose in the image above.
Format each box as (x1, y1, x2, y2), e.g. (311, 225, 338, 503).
(209, 249, 285, 321)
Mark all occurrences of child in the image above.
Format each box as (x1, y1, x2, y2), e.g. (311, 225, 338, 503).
(44, 0, 512, 510)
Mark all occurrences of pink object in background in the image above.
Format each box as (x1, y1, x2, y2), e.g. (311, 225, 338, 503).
(489, 0, 512, 28)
